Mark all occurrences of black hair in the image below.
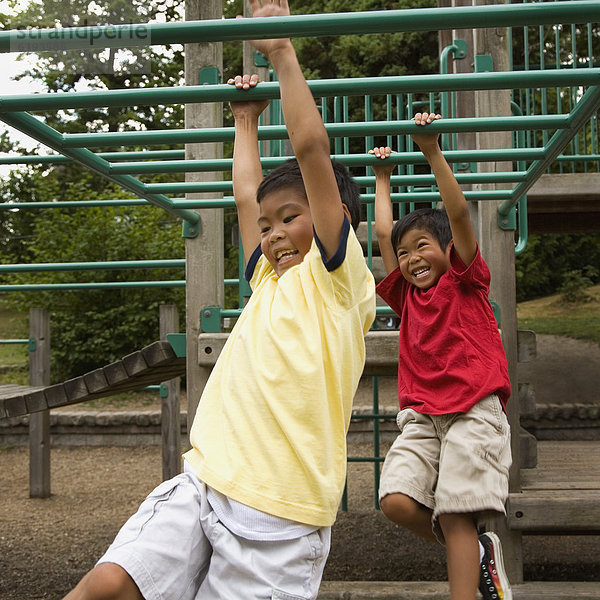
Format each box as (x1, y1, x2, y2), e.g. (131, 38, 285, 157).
(391, 207, 452, 253)
(256, 158, 361, 231)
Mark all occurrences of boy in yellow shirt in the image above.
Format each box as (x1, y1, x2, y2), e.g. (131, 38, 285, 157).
(63, 1, 375, 599)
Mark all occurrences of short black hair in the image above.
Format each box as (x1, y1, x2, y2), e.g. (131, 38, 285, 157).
(256, 158, 361, 230)
(391, 207, 452, 252)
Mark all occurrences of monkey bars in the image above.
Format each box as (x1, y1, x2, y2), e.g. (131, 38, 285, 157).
(0, 1, 598, 293)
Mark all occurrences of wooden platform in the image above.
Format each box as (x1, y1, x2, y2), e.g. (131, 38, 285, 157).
(0, 340, 186, 419)
(508, 440, 600, 534)
(318, 581, 600, 599)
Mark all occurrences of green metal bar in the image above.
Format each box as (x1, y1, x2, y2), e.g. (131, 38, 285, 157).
(514, 196, 528, 256)
(0, 339, 30, 344)
(0, 199, 152, 210)
(0, 146, 558, 175)
(0, 111, 200, 227)
(0, 281, 186, 291)
(3, 70, 599, 112)
(500, 85, 600, 215)
(0, 198, 239, 210)
(1, 2, 597, 53)
(108, 148, 547, 175)
(0, 149, 185, 165)
(0, 190, 513, 213)
(363, 190, 513, 202)
(59, 115, 570, 148)
(0, 259, 185, 273)
(147, 170, 528, 195)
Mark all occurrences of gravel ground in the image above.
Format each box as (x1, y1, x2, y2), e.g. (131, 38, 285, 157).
(1, 334, 599, 599)
(1, 444, 599, 600)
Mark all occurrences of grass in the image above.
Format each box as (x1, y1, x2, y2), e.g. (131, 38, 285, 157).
(517, 284, 600, 347)
(0, 299, 29, 370)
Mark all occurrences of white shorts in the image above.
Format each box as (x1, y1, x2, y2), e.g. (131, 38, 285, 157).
(97, 471, 331, 600)
(379, 394, 512, 541)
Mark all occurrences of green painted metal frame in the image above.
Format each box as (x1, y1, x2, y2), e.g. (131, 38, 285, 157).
(1, 1, 597, 52)
(0, 3, 597, 296)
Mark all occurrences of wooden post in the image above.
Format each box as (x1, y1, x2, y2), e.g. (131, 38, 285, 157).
(160, 305, 181, 480)
(184, 0, 224, 438)
(28, 307, 50, 498)
(473, 0, 523, 582)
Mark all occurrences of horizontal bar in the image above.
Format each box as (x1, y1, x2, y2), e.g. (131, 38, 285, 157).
(1, 2, 597, 54)
(0, 146, 556, 175)
(110, 148, 548, 175)
(0, 199, 153, 210)
(145, 170, 526, 194)
(0, 259, 185, 273)
(0, 149, 185, 165)
(60, 115, 569, 148)
(0, 280, 186, 291)
(1, 189, 513, 212)
(3, 70, 599, 112)
(0, 339, 29, 344)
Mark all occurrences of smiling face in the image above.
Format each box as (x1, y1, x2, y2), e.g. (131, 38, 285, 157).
(396, 227, 451, 290)
(258, 188, 314, 277)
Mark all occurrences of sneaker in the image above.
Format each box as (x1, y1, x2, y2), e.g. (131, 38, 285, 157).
(479, 531, 512, 600)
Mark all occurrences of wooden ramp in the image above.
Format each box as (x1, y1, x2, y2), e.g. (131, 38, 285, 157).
(0, 340, 186, 419)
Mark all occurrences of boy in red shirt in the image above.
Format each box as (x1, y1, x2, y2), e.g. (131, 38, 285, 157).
(371, 112, 513, 600)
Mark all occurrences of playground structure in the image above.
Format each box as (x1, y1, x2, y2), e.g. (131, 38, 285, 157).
(1, 0, 600, 593)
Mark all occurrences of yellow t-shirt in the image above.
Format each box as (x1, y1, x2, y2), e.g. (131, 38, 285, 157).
(184, 221, 375, 526)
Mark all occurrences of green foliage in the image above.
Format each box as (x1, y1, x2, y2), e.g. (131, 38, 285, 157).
(3, 198, 185, 381)
(515, 233, 600, 302)
(558, 266, 598, 304)
(293, 0, 438, 80)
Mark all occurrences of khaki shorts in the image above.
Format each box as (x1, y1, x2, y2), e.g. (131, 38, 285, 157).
(379, 394, 511, 541)
(98, 472, 331, 600)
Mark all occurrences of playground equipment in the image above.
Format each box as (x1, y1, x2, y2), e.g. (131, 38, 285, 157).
(1, 1, 600, 591)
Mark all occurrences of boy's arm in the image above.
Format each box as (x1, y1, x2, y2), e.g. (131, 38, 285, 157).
(249, 0, 346, 259)
(229, 74, 270, 264)
(369, 146, 399, 275)
(412, 112, 478, 266)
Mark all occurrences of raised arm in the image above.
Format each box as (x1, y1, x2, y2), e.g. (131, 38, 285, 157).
(229, 74, 270, 264)
(369, 146, 399, 275)
(411, 112, 478, 266)
(248, 0, 346, 259)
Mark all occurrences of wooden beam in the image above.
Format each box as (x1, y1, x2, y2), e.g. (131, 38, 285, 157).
(508, 490, 600, 532)
(184, 0, 224, 442)
(160, 305, 181, 481)
(28, 307, 50, 498)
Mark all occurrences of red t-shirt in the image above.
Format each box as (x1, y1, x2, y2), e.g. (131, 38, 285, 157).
(376, 245, 511, 415)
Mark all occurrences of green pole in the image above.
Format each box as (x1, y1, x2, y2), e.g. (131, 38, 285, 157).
(56, 115, 570, 149)
(2, 70, 598, 111)
(1, 2, 597, 53)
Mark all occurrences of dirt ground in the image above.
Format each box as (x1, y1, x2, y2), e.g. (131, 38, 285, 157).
(1, 334, 599, 599)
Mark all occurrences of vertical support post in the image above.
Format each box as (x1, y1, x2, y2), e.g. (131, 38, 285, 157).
(473, 0, 523, 583)
(160, 305, 181, 480)
(28, 307, 50, 498)
(184, 0, 224, 437)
